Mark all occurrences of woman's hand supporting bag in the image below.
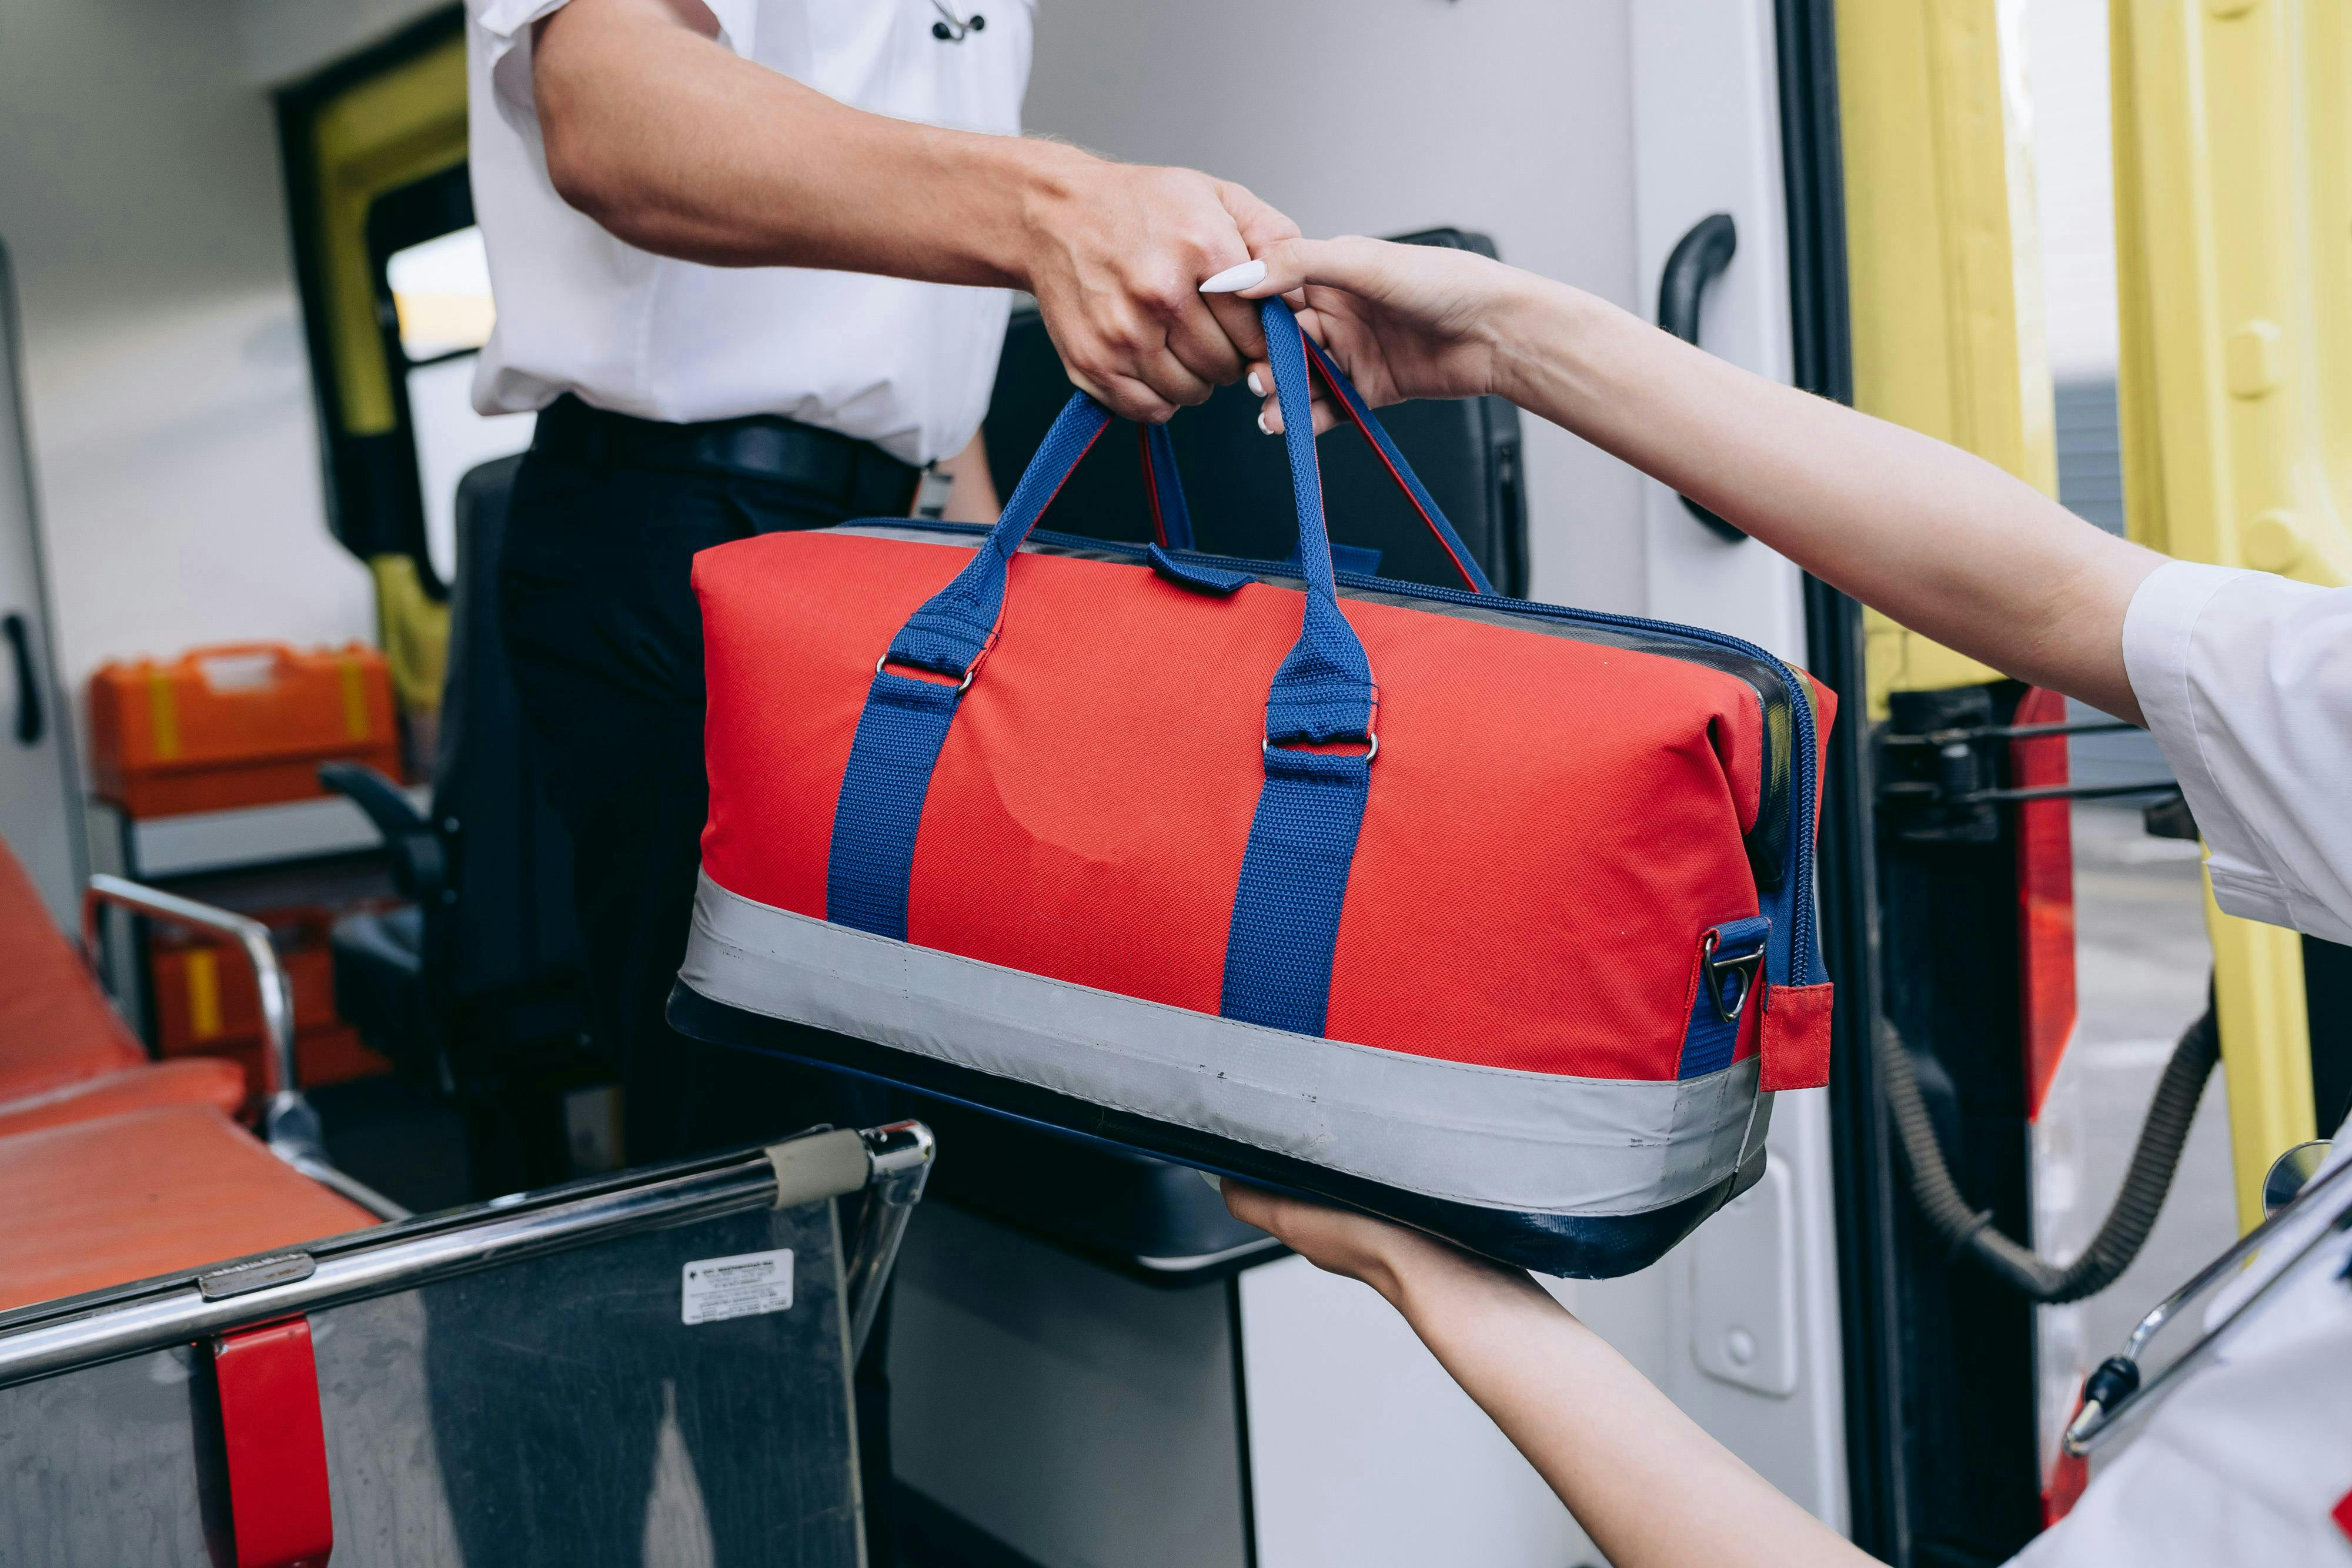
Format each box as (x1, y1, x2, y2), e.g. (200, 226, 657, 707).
(1223, 1183, 1881, 1568)
(1214, 236, 2164, 726)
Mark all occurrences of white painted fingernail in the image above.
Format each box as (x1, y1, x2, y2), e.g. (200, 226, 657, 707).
(1255, 410, 1273, 435)
(1247, 371, 1265, 396)
(1200, 259, 1267, 294)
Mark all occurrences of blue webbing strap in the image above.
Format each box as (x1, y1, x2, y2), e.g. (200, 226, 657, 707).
(826, 302, 1386, 1037)
(823, 674, 964, 940)
(824, 404, 1110, 935)
(1138, 423, 1195, 550)
(1217, 302, 1377, 1034)
(1218, 745, 1372, 1034)
(1247, 303, 1376, 747)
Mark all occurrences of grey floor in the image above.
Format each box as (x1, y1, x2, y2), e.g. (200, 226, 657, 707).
(2059, 803, 2237, 1384)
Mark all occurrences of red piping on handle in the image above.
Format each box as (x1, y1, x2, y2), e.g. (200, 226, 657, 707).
(1301, 335, 1484, 593)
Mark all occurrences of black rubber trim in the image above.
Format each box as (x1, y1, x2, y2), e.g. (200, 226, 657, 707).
(2, 613, 41, 747)
(669, 982, 1747, 1279)
(1656, 214, 1748, 543)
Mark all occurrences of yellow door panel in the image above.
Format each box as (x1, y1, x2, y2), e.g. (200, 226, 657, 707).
(2110, 0, 2348, 1223)
(2206, 886, 2317, 1232)
(2111, 0, 2350, 589)
(302, 34, 470, 440)
(368, 554, 452, 718)
(1836, 0, 2056, 716)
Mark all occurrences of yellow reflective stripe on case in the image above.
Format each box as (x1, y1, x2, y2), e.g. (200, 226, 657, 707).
(338, 655, 370, 740)
(146, 668, 180, 761)
(184, 948, 222, 1043)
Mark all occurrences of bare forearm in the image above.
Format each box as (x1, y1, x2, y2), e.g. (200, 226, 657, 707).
(534, 0, 1067, 283)
(532, 0, 1294, 423)
(1490, 280, 2163, 722)
(1386, 1253, 1876, 1568)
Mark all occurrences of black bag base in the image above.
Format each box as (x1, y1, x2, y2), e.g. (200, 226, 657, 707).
(881, 1094, 1285, 1285)
(669, 982, 1757, 1279)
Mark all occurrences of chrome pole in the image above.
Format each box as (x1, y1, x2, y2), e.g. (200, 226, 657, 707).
(81, 874, 407, 1220)
(845, 1121, 934, 1360)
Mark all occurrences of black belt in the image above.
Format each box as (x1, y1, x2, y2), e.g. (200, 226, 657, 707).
(531, 394, 923, 517)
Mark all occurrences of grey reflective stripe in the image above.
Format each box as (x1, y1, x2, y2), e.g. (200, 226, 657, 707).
(682, 874, 1757, 1218)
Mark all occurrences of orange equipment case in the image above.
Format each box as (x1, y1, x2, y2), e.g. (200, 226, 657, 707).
(88, 641, 400, 818)
(148, 907, 392, 1099)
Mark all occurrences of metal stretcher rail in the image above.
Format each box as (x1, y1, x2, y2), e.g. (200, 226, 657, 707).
(0, 1121, 931, 1390)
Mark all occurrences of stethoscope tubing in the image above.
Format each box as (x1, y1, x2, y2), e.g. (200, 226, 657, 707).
(2063, 1152, 2352, 1455)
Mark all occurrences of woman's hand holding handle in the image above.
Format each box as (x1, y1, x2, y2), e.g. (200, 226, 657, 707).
(1202, 236, 1529, 434)
(1213, 232, 2160, 724)
(1225, 1180, 1884, 1568)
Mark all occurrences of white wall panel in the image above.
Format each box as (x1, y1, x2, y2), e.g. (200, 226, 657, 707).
(0, 0, 373, 736)
(1238, 1255, 1602, 1568)
(1628, 0, 1808, 661)
(238, 0, 451, 88)
(1020, 0, 1648, 613)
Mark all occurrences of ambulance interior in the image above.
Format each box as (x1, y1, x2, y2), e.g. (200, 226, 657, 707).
(1, 1, 2346, 1564)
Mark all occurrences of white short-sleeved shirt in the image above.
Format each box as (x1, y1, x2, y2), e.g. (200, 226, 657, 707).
(2015, 559, 2352, 1566)
(464, 0, 1033, 465)
(2122, 560, 2352, 946)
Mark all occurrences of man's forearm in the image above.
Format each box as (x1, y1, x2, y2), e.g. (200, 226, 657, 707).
(533, 0, 1071, 284)
(532, 0, 1292, 423)
(1491, 279, 2163, 723)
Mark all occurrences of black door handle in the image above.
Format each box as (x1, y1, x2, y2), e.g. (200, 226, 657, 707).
(1656, 213, 1746, 543)
(4, 612, 43, 746)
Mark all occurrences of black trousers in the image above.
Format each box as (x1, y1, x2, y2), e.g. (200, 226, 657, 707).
(499, 446, 901, 1562)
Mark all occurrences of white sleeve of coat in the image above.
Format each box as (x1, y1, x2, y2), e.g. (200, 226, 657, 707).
(470, 0, 759, 126)
(2122, 560, 2352, 946)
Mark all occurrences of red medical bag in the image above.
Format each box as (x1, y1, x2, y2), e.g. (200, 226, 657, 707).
(672, 302, 1833, 1275)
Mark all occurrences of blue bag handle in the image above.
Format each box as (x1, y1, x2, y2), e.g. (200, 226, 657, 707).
(1132, 335, 1494, 596)
(833, 303, 1398, 1034)
(1138, 423, 1194, 550)
(876, 299, 1379, 743)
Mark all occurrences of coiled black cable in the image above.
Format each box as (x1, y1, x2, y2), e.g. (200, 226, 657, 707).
(1879, 988, 2219, 1303)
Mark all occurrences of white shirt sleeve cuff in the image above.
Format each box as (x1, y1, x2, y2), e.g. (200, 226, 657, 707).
(2122, 558, 2241, 816)
(476, 0, 566, 42)
(2122, 560, 2320, 937)
(473, 0, 757, 125)
(2122, 560, 2241, 752)
(476, 0, 757, 52)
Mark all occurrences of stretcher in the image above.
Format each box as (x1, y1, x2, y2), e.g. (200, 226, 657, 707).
(0, 854, 931, 1567)
(0, 1119, 929, 1567)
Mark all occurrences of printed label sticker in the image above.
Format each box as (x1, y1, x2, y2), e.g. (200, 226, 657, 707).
(680, 1247, 794, 1325)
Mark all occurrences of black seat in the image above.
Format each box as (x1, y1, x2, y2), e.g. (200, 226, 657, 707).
(324, 454, 594, 1189)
